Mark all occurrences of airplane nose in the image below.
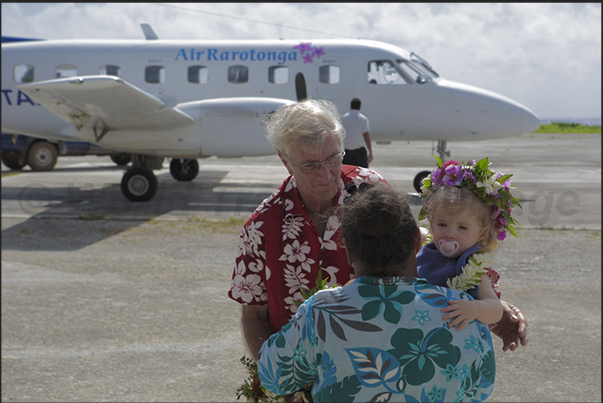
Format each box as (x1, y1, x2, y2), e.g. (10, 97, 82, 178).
(522, 108, 541, 134)
(435, 79, 542, 139)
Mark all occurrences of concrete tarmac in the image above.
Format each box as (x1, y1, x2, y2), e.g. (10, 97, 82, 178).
(1, 132, 601, 402)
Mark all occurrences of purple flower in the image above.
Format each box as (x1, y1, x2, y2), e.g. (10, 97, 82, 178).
(303, 53, 314, 64)
(463, 170, 476, 183)
(494, 215, 508, 240)
(443, 164, 465, 186)
(430, 168, 443, 187)
(497, 216, 507, 227)
(293, 42, 313, 54)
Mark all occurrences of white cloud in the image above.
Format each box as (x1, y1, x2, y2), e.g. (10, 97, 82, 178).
(2, 2, 600, 119)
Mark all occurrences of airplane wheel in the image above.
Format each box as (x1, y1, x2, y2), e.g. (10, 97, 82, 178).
(28, 141, 58, 171)
(110, 153, 132, 166)
(121, 167, 158, 202)
(1, 152, 27, 170)
(170, 158, 199, 181)
(413, 170, 431, 194)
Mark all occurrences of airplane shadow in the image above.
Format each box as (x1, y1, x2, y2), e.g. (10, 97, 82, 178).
(3, 162, 128, 174)
(1, 169, 275, 252)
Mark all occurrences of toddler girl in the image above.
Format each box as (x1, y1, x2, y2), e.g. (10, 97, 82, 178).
(417, 157, 521, 330)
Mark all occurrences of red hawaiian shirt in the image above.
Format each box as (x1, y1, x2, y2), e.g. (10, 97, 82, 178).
(228, 165, 387, 332)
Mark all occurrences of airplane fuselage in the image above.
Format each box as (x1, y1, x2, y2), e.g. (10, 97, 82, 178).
(1, 38, 540, 158)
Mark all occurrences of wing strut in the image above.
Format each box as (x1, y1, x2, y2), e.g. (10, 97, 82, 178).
(93, 118, 110, 142)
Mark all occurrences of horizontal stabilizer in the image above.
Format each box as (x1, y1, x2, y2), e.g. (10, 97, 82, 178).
(17, 76, 194, 132)
(2, 36, 43, 42)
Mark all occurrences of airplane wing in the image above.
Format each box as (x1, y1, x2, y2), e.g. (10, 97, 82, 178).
(17, 76, 195, 133)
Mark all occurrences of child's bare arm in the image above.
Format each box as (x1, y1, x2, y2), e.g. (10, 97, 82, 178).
(441, 274, 503, 330)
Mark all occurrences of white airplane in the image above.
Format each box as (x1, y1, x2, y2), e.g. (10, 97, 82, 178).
(1, 24, 540, 201)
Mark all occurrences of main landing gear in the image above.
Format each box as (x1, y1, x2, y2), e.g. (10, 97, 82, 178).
(413, 140, 451, 193)
(120, 155, 200, 201)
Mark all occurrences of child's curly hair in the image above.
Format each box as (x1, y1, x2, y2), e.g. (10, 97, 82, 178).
(339, 183, 417, 275)
(423, 186, 499, 253)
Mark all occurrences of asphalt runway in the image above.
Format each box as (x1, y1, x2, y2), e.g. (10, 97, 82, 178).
(2, 132, 601, 402)
(1, 132, 600, 230)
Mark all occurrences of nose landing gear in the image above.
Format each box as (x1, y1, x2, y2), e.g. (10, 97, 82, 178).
(413, 140, 450, 193)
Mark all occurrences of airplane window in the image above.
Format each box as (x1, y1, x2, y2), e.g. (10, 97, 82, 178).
(188, 66, 209, 84)
(228, 65, 248, 83)
(56, 64, 77, 78)
(268, 66, 289, 84)
(397, 60, 433, 84)
(367, 61, 407, 85)
(145, 66, 165, 84)
(14, 64, 34, 83)
(100, 65, 121, 77)
(319, 65, 340, 84)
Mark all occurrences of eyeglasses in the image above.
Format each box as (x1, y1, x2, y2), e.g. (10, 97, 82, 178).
(291, 151, 346, 174)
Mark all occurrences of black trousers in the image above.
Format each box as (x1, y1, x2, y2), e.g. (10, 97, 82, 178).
(343, 147, 368, 168)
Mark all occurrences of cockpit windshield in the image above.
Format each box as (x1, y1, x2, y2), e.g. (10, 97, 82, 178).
(392, 52, 439, 84)
(397, 59, 437, 84)
(367, 53, 439, 85)
(367, 60, 408, 85)
(410, 52, 439, 77)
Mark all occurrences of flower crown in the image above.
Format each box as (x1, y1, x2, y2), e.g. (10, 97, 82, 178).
(419, 156, 522, 241)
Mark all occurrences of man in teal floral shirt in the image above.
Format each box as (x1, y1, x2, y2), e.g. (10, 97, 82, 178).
(258, 183, 495, 402)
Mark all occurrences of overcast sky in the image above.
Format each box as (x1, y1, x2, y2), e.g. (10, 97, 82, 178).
(2, 3, 601, 121)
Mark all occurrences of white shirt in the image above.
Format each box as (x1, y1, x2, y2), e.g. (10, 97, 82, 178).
(341, 110, 370, 150)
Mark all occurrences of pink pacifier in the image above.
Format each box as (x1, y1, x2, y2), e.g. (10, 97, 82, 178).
(439, 239, 459, 258)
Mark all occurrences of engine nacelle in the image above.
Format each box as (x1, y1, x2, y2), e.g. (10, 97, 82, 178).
(179, 97, 295, 158)
(75, 97, 293, 158)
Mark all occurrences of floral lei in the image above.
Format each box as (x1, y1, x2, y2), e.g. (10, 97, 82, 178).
(419, 156, 521, 241)
(447, 253, 495, 292)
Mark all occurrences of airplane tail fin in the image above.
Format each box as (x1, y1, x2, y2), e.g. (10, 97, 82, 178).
(140, 24, 158, 40)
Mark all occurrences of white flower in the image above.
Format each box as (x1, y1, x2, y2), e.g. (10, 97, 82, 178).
(280, 240, 311, 263)
(447, 253, 496, 291)
(357, 168, 384, 183)
(476, 175, 502, 195)
(231, 273, 263, 303)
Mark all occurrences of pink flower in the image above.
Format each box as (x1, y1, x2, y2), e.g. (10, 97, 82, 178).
(442, 160, 459, 169)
